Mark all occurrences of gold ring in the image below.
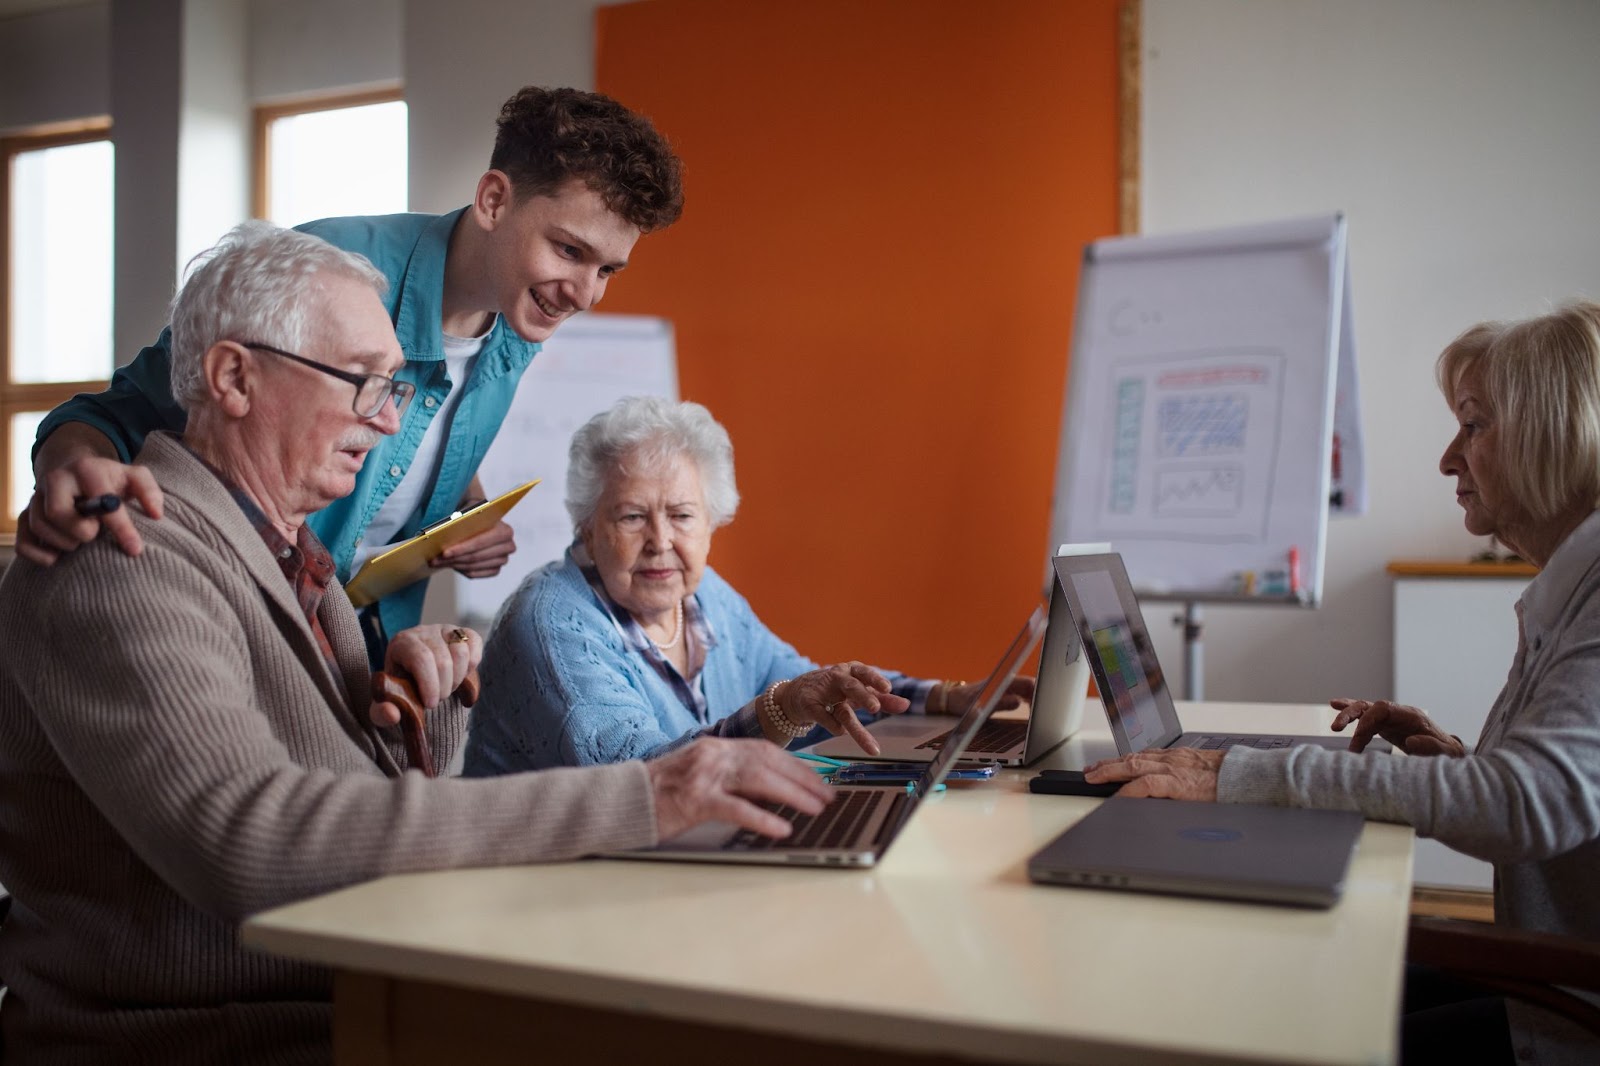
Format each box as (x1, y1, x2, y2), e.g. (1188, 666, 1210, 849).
(445, 628, 471, 645)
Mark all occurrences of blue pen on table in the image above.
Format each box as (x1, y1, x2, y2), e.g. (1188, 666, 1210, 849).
(793, 751, 852, 774)
(73, 494, 121, 517)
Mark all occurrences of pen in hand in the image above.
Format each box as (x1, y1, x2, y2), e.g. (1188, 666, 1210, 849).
(73, 494, 122, 517)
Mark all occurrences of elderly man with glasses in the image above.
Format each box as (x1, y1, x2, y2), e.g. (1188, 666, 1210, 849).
(0, 221, 831, 1065)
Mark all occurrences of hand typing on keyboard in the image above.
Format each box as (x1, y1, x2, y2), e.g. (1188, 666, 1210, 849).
(1329, 698, 1465, 757)
(646, 737, 835, 842)
(1082, 748, 1225, 801)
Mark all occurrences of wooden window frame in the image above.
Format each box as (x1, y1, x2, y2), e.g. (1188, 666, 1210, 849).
(252, 84, 404, 221)
(1, 118, 114, 539)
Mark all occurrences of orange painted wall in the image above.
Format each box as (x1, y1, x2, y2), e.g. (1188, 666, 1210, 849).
(596, 0, 1122, 680)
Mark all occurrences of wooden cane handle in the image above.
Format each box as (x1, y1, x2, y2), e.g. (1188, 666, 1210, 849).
(369, 668, 481, 778)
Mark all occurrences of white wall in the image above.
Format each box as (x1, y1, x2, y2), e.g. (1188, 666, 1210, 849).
(0, 2, 108, 134)
(1140, 0, 1600, 704)
(401, 0, 602, 213)
(104, 0, 250, 362)
(249, 0, 400, 103)
(176, 0, 250, 272)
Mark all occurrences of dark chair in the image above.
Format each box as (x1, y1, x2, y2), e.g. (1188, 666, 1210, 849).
(1407, 917, 1600, 1038)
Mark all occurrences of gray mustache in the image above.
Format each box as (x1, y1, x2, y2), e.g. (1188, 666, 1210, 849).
(336, 430, 383, 453)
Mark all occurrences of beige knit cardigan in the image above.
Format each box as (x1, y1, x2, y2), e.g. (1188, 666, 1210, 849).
(0, 432, 656, 1064)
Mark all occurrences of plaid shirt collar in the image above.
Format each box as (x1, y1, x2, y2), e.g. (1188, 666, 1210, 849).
(183, 444, 342, 682)
(570, 543, 718, 721)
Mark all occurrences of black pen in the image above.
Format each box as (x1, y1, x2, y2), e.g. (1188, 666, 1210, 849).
(73, 494, 122, 517)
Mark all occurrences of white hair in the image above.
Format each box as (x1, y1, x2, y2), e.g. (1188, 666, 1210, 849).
(565, 396, 740, 533)
(168, 220, 388, 409)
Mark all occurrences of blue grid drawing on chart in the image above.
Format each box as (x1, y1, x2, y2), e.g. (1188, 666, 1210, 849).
(1156, 394, 1247, 457)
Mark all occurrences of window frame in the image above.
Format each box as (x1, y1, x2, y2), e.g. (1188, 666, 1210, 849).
(1, 118, 115, 539)
(252, 84, 405, 221)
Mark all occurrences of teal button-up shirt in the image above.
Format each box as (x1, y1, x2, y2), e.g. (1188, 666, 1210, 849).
(36, 210, 543, 660)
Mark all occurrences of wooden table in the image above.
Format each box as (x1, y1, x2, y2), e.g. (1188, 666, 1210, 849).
(244, 702, 1414, 1066)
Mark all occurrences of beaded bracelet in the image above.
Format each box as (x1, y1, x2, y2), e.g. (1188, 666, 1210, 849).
(762, 679, 813, 738)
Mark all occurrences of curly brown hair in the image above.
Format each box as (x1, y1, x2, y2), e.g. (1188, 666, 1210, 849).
(490, 86, 684, 233)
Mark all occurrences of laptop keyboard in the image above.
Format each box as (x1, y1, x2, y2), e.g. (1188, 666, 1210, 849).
(726, 788, 890, 851)
(1194, 734, 1294, 751)
(916, 718, 1028, 754)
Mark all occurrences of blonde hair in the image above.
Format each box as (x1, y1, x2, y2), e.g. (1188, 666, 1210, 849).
(1436, 300, 1600, 520)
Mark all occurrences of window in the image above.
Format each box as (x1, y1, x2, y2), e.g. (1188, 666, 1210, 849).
(254, 87, 407, 227)
(2, 121, 115, 533)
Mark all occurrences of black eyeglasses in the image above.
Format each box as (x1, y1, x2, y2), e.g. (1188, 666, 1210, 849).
(239, 341, 415, 420)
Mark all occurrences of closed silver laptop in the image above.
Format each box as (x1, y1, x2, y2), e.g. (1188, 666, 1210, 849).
(1027, 797, 1364, 908)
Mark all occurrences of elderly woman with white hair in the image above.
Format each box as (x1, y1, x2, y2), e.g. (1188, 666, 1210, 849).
(1087, 301, 1600, 1066)
(465, 396, 1023, 772)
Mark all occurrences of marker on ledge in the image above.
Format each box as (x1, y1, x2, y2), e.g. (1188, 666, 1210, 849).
(1288, 546, 1302, 596)
(73, 493, 122, 517)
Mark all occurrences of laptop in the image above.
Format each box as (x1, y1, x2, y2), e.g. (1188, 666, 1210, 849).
(1027, 796, 1364, 908)
(810, 583, 1087, 767)
(628, 605, 1048, 868)
(1050, 551, 1386, 756)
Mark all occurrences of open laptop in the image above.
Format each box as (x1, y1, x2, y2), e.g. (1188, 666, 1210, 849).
(1051, 551, 1384, 755)
(811, 583, 1087, 767)
(1027, 797, 1364, 908)
(628, 605, 1047, 868)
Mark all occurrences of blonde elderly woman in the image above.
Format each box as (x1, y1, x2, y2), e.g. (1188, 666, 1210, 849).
(1088, 301, 1600, 1066)
(465, 396, 1027, 773)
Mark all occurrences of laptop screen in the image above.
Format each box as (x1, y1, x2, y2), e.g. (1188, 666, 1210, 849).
(912, 604, 1048, 797)
(1050, 553, 1185, 753)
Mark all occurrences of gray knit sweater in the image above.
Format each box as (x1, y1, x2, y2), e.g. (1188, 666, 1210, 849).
(0, 433, 657, 1064)
(1220, 511, 1600, 1066)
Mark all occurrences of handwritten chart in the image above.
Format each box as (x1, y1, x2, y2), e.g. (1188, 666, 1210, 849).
(1050, 215, 1357, 603)
(1099, 348, 1286, 541)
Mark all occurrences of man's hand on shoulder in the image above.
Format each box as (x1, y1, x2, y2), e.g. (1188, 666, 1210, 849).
(19, 437, 164, 566)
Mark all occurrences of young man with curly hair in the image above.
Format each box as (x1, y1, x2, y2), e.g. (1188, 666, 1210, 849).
(24, 86, 684, 664)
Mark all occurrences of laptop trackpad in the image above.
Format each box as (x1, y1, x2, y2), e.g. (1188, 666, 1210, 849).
(653, 821, 740, 852)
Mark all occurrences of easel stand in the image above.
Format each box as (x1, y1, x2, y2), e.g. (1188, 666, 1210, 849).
(1139, 592, 1312, 703)
(1179, 602, 1204, 701)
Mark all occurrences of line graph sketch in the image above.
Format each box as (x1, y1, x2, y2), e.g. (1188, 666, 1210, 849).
(1154, 465, 1244, 516)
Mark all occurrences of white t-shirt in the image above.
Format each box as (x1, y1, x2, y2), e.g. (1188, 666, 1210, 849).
(350, 329, 486, 573)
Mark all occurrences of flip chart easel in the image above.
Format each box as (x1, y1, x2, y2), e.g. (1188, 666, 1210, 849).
(1049, 214, 1360, 699)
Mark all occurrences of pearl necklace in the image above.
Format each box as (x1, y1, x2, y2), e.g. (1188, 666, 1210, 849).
(651, 600, 685, 651)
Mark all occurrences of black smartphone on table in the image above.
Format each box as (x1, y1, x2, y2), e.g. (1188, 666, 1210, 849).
(1028, 769, 1122, 797)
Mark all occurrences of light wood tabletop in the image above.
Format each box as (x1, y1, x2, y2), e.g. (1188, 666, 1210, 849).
(244, 701, 1413, 1066)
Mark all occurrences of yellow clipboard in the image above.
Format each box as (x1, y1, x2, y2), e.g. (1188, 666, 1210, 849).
(344, 479, 540, 608)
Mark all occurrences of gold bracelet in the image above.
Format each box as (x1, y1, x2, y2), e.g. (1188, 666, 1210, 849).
(762, 680, 812, 738)
(933, 680, 968, 715)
